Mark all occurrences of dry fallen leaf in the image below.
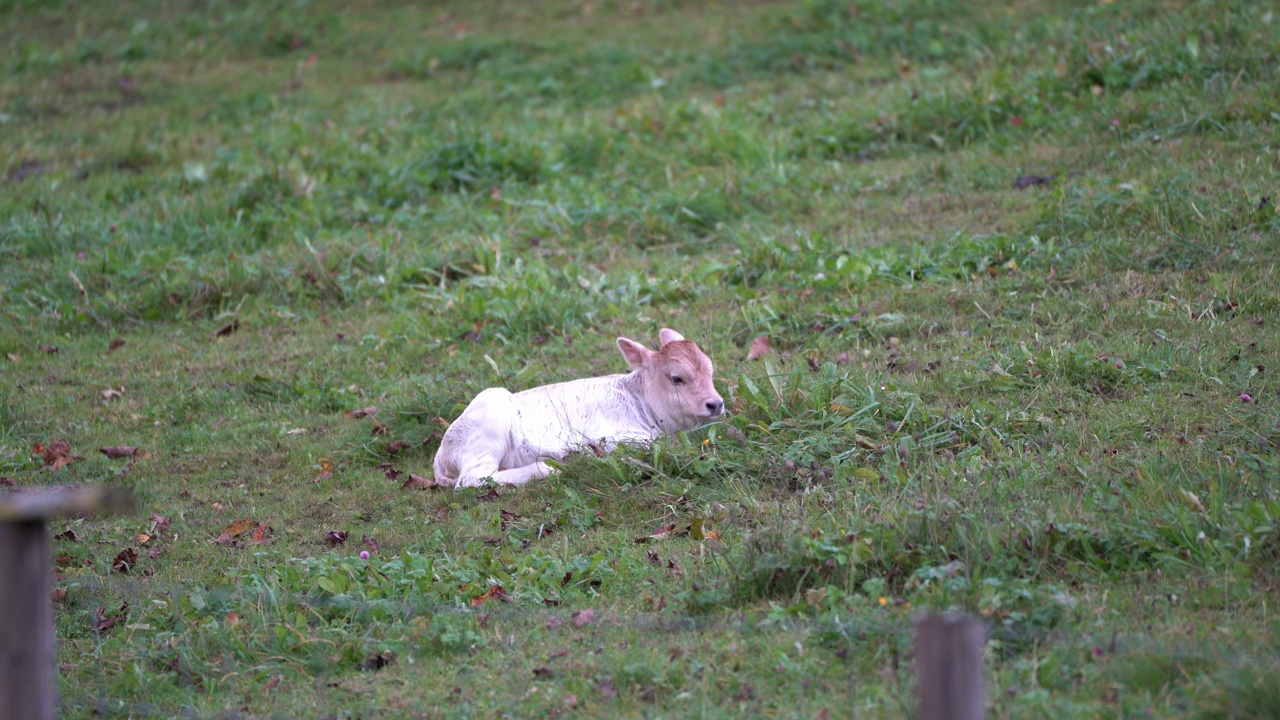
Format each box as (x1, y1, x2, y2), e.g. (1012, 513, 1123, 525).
(324, 530, 349, 547)
(499, 509, 521, 531)
(213, 319, 240, 337)
(470, 584, 514, 607)
(108, 338, 126, 351)
(386, 440, 410, 454)
(345, 406, 379, 419)
(363, 534, 381, 553)
(635, 523, 677, 543)
(54, 529, 81, 542)
(41, 439, 75, 471)
(51, 588, 68, 602)
(401, 473, 438, 490)
(213, 518, 259, 545)
(112, 548, 137, 573)
(571, 608, 596, 628)
(263, 676, 282, 692)
(746, 335, 772, 361)
(379, 463, 402, 482)
(6, 353, 19, 363)
(248, 524, 270, 545)
(211, 502, 226, 514)
(100, 446, 139, 459)
(102, 388, 123, 400)
(475, 487, 501, 502)
(92, 602, 129, 632)
(364, 649, 396, 671)
(135, 533, 151, 544)
(38, 344, 58, 354)
(150, 513, 171, 532)
(147, 545, 167, 559)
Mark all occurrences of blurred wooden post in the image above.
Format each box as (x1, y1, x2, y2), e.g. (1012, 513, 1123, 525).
(0, 487, 135, 720)
(914, 612, 986, 720)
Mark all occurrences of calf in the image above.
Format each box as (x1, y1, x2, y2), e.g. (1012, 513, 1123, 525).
(432, 328, 723, 488)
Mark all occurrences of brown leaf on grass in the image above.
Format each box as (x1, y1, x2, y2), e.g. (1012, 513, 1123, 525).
(499, 509, 521, 531)
(147, 545, 167, 560)
(263, 676, 282, 692)
(324, 530, 349, 547)
(475, 487, 501, 503)
(379, 463, 402, 482)
(363, 649, 396, 671)
(460, 329, 481, 342)
(54, 529, 81, 542)
(362, 535, 381, 553)
(112, 548, 137, 573)
(371, 422, 390, 436)
(248, 524, 270, 545)
(102, 388, 123, 400)
(225, 611, 240, 627)
(532, 667, 554, 679)
(210, 502, 226, 514)
(646, 551, 661, 566)
(0, 477, 14, 487)
(213, 518, 259, 545)
(634, 523, 676, 543)
(51, 588, 68, 602)
(345, 406, 379, 419)
(598, 679, 618, 698)
(546, 615, 564, 629)
(92, 602, 129, 632)
(807, 356, 821, 372)
(401, 473, 438, 490)
(100, 446, 140, 459)
(386, 440, 410, 454)
(746, 335, 772, 361)
(213, 319, 240, 337)
(666, 559, 684, 576)
(55, 553, 76, 567)
(135, 533, 151, 544)
(6, 353, 19, 363)
(470, 584, 514, 607)
(108, 338, 126, 351)
(1013, 174, 1056, 189)
(41, 439, 75, 471)
(38, 344, 59, 354)
(571, 608, 596, 628)
(149, 513, 171, 532)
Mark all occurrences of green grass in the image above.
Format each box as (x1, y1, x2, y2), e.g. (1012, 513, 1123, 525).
(2, 0, 1278, 717)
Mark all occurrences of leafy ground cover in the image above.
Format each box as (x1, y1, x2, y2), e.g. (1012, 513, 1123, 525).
(2, 0, 1278, 717)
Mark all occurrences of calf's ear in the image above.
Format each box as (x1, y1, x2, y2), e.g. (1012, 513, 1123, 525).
(617, 337, 654, 370)
(658, 328, 686, 346)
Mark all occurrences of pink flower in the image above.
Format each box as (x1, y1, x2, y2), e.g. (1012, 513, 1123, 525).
(1241, 393, 1253, 403)
(1114, 360, 1125, 369)
(359, 550, 370, 560)
(1111, 119, 1120, 127)
(76, 252, 85, 260)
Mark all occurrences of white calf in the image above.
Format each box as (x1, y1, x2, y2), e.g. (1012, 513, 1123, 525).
(432, 328, 723, 487)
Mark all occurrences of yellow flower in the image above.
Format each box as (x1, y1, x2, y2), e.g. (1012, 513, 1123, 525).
(702, 438, 711, 445)
(878, 596, 888, 606)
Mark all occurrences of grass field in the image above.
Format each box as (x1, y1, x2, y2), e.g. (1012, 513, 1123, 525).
(2, 0, 1279, 717)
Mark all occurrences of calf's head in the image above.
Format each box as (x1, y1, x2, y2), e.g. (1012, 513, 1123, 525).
(617, 328, 724, 431)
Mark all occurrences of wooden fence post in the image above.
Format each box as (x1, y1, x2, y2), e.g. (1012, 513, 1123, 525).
(914, 612, 987, 720)
(0, 487, 135, 720)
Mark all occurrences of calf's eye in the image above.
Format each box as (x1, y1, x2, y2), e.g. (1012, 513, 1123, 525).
(670, 375, 685, 386)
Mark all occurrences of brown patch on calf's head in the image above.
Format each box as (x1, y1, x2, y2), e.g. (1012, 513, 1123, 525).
(617, 328, 724, 431)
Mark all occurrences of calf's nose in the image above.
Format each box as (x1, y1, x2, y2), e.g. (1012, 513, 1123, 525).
(705, 398, 724, 416)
